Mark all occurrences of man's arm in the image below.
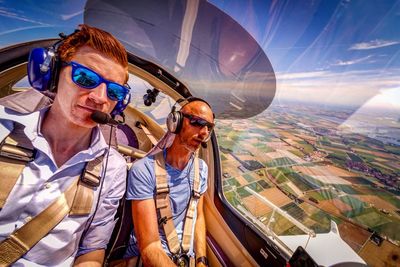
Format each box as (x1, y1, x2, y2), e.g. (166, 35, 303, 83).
(131, 199, 176, 267)
(73, 249, 105, 266)
(194, 196, 207, 266)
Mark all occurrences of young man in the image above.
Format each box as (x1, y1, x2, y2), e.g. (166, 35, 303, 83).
(0, 25, 129, 266)
(125, 98, 214, 267)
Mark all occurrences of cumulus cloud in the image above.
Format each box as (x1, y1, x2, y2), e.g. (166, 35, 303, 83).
(349, 39, 400, 50)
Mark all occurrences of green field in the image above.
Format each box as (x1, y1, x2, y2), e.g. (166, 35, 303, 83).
(247, 182, 264, 192)
(227, 178, 241, 187)
(340, 196, 370, 217)
(308, 190, 335, 201)
(258, 180, 271, 189)
(236, 187, 252, 198)
(243, 173, 255, 183)
(353, 209, 391, 228)
(265, 157, 297, 167)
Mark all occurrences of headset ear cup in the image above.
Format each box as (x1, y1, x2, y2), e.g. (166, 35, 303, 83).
(28, 48, 53, 91)
(167, 111, 183, 133)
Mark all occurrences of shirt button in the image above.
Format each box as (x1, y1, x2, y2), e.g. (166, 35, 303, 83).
(25, 216, 32, 223)
(44, 183, 51, 189)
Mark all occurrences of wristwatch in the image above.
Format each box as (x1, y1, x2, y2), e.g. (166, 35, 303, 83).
(196, 256, 209, 266)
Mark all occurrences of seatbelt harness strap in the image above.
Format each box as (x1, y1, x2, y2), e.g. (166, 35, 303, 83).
(154, 152, 201, 255)
(0, 176, 80, 266)
(0, 123, 35, 209)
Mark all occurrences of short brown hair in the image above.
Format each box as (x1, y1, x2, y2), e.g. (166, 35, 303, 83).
(58, 24, 128, 81)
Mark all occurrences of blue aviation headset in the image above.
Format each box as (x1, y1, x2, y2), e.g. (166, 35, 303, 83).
(27, 31, 131, 116)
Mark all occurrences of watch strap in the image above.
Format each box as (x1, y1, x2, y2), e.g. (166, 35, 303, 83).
(196, 256, 209, 266)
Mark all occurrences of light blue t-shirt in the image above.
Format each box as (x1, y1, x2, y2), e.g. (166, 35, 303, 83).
(125, 150, 208, 257)
(0, 106, 127, 266)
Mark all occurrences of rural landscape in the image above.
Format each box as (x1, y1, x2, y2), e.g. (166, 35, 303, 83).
(216, 102, 400, 266)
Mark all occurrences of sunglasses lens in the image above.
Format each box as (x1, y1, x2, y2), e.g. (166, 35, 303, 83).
(72, 67, 100, 88)
(107, 83, 127, 101)
(190, 118, 213, 131)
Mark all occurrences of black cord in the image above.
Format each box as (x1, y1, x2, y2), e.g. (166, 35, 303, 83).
(81, 125, 113, 240)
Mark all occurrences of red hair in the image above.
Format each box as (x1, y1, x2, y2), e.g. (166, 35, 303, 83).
(58, 24, 128, 82)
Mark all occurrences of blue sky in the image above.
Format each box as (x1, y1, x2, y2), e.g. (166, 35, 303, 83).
(1, 0, 399, 109)
(210, 0, 400, 109)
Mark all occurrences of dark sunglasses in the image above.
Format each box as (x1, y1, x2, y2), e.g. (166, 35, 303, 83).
(63, 61, 130, 102)
(182, 113, 215, 131)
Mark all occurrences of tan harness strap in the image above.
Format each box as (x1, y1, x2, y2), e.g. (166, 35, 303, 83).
(155, 153, 180, 254)
(0, 176, 80, 266)
(0, 123, 35, 209)
(154, 152, 201, 255)
(141, 124, 158, 146)
(181, 156, 201, 252)
(70, 154, 104, 215)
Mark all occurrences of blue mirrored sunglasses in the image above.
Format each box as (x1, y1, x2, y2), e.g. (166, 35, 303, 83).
(63, 61, 130, 102)
(182, 113, 215, 131)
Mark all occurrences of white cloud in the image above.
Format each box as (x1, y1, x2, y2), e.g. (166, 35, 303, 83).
(331, 55, 372, 66)
(273, 69, 400, 108)
(349, 39, 400, 50)
(61, 10, 83, 21)
(0, 8, 49, 25)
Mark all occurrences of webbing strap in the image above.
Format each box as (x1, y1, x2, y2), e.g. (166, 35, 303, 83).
(154, 152, 201, 255)
(0, 176, 80, 266)
(70, 155, 104, 215)
(155, 153, 180, 254)
(0, 123, 35, 209)
(141, 124, 158, 146)
(181, 156, 201, 252)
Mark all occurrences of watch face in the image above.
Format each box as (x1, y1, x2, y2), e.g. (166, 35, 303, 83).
(174, 254, 190, 267)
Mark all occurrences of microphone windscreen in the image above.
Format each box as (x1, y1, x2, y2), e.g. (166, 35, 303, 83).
(91, 111, 111, 125)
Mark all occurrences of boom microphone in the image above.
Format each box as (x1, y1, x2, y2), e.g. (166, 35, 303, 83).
(91, 111, 119, 125)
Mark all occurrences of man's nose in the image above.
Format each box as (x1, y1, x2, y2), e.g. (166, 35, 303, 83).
(88, 83, 108, 104)
(198, 125, 210, 137)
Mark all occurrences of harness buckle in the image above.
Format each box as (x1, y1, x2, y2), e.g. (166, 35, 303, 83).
(0, 143, 35, 162)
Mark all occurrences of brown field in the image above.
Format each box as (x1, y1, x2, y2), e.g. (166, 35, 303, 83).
(259, 188, 292, 208)
(359, 240, 400, 267)
(243, 195, 272, 216)
(338, 221, 370, 252)
(318, 199, 352, 217)
(293, 165, 355, 177)
(276, 130, 303, 141)
(353, 147, 397, 160)
(355, 195, 397, 211)
(265, 142, 291, 150)
(294, 134, 317, 142)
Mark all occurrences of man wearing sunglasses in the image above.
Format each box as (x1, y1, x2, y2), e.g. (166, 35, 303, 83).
(0, 25, 129, 266)
(123, 98, 214, 267)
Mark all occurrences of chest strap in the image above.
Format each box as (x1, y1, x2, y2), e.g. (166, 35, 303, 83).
(0, 176, 80, 266)
(0, 123, 104, 215)
(154, 152, 201, 255)
(0, 123, 35, 209)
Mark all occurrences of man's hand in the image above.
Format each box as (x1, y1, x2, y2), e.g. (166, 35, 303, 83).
(73, 249, 104, 267)
(132, 199, 176, 267)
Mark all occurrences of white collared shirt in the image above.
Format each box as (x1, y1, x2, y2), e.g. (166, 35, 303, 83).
(0, 106, 127, 266)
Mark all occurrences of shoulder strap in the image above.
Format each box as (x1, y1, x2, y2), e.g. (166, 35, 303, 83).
(154, 153, 201, 255)
(0, 89, 53, 114)
(70, 154, 105, 215)
(0, 176, 80, 266)
(155, 152, 181, 254)
(0, 122, 35, 209)
(181, 156, 201, 252)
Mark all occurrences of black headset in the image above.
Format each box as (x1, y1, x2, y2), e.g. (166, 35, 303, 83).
(166, 97, 214, 134)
